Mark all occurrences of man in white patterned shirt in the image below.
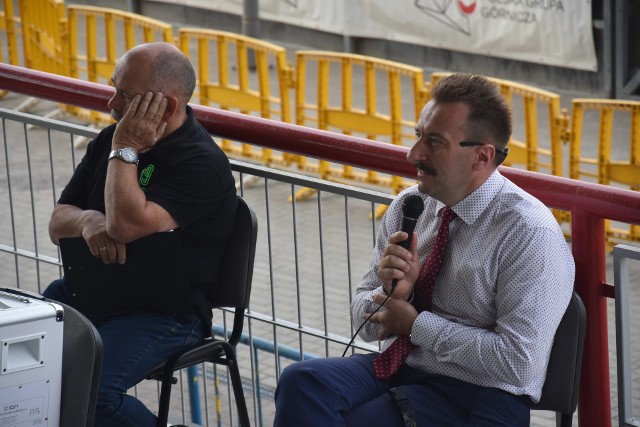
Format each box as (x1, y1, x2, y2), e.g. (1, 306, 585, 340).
(273, 73, 575, 426)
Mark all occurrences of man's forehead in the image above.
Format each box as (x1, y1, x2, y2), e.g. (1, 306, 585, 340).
(110, 57, 147, 89)
(110, 60, 124, 84)
(419, 101, 468, 121)
(416, 100, 438, 128)
(416, 101, 470, 138)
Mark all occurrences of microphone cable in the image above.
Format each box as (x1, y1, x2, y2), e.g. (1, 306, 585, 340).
(341, 286, 394, 357)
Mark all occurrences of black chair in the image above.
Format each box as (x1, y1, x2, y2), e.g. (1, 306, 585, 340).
(529, 291, 586, 427)
(146, 195, 257, 427)
(58, 302, 104, 427)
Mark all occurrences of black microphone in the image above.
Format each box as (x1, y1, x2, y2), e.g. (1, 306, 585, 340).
(391, 194, 425, 289)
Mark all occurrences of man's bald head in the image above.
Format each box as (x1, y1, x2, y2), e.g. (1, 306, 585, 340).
(117, 42, 196, 108)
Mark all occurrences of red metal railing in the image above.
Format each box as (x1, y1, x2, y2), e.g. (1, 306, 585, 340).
(2, 63, 640, 427)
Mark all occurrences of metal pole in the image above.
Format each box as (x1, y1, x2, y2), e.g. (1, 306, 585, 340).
(572, 211, 611, 427)
(243, 0, 260, 69)
(613, 245, 639, 426)
(125, 0, 142, 14)
(602, 0, 613, 98)
(242, 0, 260, 38)
(343, 35, 352, 53)
(187, 365, 203, 425)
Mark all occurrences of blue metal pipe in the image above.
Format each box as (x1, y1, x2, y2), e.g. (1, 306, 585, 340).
(187, 365, 203, 425)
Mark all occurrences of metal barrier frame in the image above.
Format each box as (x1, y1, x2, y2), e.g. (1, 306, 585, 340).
(294, 50, 426, 198)
(0, 107, 388, 425)
(18, 0, 68, 76)
(178, 27, 295, 169)
(613, 244, 640, 427)
(2, 63, 640, 427)
(0, 0, 20, 66)
(570, 98, 640, 247)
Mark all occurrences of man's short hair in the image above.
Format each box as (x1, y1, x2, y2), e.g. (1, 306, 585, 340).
(431, 73, 512, 154)
(148, 44, 196, 105)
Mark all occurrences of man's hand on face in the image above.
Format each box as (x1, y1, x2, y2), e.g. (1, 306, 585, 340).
(113, 91, 168, 152)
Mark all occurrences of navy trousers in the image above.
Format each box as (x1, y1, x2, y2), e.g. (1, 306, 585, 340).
(44, 278, 203, 427)
(273, 353, 530, 427)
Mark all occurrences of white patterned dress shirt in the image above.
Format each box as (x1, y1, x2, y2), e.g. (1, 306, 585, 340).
(351, 170, 575, 402)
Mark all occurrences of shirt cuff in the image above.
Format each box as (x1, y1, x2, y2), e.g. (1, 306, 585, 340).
(410, 310, 449, 348)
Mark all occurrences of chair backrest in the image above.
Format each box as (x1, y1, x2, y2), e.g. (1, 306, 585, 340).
(529, 291, 586, 415)
(211, 195, 258, 347)
(58, 302, 103, 427)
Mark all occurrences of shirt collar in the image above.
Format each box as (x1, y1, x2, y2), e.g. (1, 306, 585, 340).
(449, 170, 504, 225)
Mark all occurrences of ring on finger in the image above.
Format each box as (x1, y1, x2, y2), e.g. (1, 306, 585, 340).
(99, 246, 107, 251)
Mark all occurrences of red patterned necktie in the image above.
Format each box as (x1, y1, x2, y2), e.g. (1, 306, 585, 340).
(372, 207, 457, 379)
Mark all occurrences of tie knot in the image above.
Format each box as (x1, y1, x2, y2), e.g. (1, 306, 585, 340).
(441, 207, 457, 225)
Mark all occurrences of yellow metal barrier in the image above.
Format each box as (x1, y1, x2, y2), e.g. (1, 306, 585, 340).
(66, 5, 174, 126)
(570, 98, 640, 245)
(12, 0, 68, 113)
(1, 0, 20, 66)
(10, 5, 639, 248)
(0, 0, 20, 99)
(19, 0, 68, 76)
(295, 51, 428, 215)
(178, 27, 294, 167)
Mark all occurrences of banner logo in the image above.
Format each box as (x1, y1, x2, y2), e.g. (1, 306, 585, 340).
(415, 0, 476, 36)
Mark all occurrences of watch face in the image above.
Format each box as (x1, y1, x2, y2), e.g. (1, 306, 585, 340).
(110, 147, 138, 164)
(120, 147, 137, 162)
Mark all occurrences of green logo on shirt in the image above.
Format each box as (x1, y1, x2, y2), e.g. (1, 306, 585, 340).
(139, 164, 154, 190)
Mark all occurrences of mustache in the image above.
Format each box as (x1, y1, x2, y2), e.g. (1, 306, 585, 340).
(415, 162, 436, 175)
(111, 110, 122, 122)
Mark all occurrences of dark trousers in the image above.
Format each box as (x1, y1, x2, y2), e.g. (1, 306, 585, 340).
(273, 353, 530, 427)
(44, 278, 203, 427)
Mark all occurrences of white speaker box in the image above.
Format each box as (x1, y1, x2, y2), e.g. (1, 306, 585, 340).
(0, 289, 63, 427)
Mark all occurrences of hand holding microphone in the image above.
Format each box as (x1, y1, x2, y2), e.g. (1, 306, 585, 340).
(342, 194, 425, 357)
(380, 195, 424, 297)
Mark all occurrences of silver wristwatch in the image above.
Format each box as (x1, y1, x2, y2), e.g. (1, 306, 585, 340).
(108, 147, 139, 166)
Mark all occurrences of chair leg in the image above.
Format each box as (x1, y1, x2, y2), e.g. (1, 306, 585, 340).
(156, 375, 174, 427)
(221, 344, 251, 427)
(557, 412, 573, 427)
(228, 361, 250, 427)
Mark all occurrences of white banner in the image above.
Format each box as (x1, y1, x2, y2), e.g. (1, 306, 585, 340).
(158, 0, 597, 71)
(260, 0, 345, 33)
